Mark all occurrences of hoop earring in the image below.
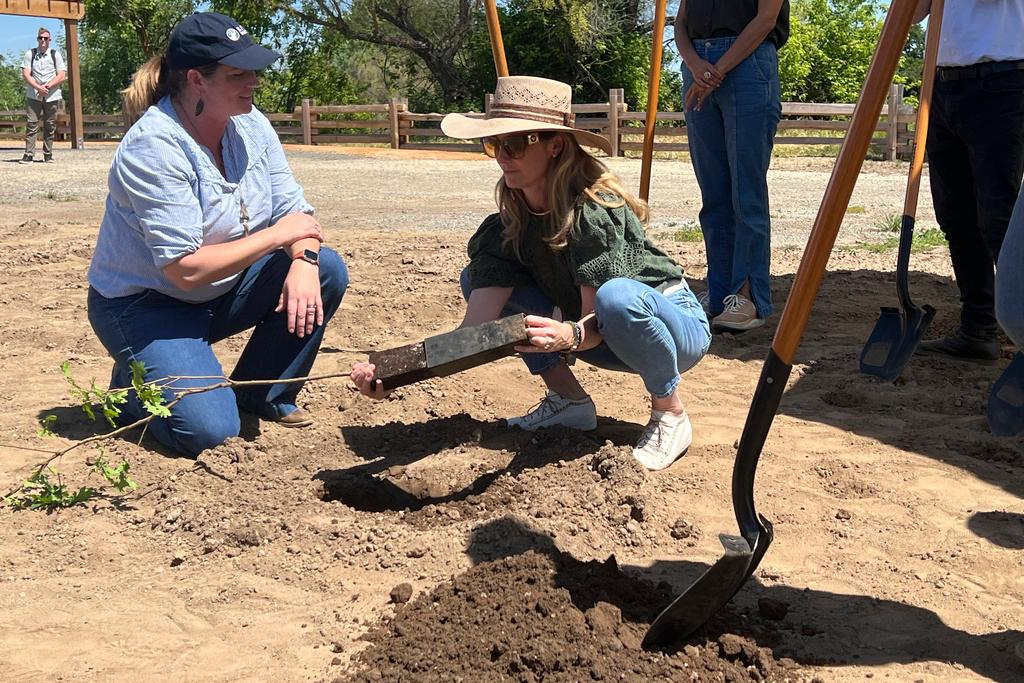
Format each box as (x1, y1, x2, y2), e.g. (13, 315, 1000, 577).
(194, 98, 205, 117)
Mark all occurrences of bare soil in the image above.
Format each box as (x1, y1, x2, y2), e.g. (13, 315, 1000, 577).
(0, 143, 1021, 683)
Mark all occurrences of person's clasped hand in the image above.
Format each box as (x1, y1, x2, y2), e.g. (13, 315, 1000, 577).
(686, 58, 724, 89)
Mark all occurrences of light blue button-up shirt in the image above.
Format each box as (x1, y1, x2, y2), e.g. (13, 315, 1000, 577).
(88, 96, 313, 303)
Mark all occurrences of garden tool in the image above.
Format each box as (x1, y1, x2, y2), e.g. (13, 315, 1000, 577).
(988, 353, 1024, 437)
(639, 0, 669, 202)
(859, 0, 944, 381)
(643, 0, 923, 647)
(484, 0, 509, 78)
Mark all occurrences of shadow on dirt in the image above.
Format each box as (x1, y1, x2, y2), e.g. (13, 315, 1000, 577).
(465, 517, 1024, 682)
(967, 510, 1024, 550)
(700, 267, 1023, 500)
(317, 413, 640, 512)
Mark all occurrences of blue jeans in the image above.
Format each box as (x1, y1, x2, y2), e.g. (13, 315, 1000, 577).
(460, 270, 711, 398)
(682, 38, 781, 318)
(996, 183, 1024, 346)
(87, 248, 348, 456)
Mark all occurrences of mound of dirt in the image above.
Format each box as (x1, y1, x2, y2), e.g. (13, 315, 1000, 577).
(349, 550, 803, 682)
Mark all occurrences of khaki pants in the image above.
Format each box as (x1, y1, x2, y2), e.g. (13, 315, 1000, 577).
(25, 98, 59, 159)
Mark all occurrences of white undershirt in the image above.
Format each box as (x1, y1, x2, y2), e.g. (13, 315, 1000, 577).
(936, 0, 1024, 67)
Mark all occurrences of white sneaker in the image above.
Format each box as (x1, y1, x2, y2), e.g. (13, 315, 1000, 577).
(633, 410, 692, 470)
(507, 391, 597, 431)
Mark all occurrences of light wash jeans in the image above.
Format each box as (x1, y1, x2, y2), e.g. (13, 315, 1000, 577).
(88, 248, 348, 456)
(460, 270, 711, 398)
(996, 183, 1024, 345)
(682, 37, 781, 318)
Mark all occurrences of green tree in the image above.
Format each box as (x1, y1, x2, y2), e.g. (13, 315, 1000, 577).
(779, 0, 884, 103)
(0, 54, 25, 110)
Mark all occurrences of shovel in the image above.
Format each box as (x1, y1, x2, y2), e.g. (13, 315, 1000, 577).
(988, 353, 1024, 436)
(859, 0, 944, 381)
(639, 0, 669, 201)
(643, 0, 923, 647)
(484, 0, 509, 78)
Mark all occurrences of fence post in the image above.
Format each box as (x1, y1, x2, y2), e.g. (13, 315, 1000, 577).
(608, 88, 620, 157)
(485, 93, 493, 115)
(301, 98, 313, 146)
(389, 97, 402, 149)
(887, 83, 903, 161)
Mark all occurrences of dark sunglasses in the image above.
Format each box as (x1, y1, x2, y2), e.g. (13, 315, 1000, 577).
(38, 36, 51, 41)
(481, 133, 544, 159)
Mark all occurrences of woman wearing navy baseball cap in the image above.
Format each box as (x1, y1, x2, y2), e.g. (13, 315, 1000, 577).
(86, 13, 348, 456)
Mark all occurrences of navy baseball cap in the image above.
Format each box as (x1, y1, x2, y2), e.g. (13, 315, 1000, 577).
(167, 12, 281, 71)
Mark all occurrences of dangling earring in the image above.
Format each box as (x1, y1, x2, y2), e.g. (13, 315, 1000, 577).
(194, 98, 205, 117)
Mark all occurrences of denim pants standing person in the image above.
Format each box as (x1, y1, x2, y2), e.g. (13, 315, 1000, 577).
(996, 184, 1024, 349)
(674, 0, 788, 332)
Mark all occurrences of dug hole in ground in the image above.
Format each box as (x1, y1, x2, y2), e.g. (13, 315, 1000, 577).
(0, 144, 1021, 682)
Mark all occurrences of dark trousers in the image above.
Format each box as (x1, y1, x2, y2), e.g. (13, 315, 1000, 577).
(25, 98, 58, 159)
(926, 66, 1024, 338)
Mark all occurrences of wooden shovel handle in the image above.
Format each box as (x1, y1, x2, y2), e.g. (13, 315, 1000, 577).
(639, 0, 669, 202)
(484, 0, 509, 78)
(773, 0, 921, 362)
(903, 0, 944, 219)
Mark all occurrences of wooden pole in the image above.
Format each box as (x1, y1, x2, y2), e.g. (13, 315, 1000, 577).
(389, 97, 401, 149)
(301, 98, 312, 146)
(63, 18, 84, 149)
(639, 0, 668, 201)
(903, 0, 944, 216)
(608, 87, 620, 157)
(484, 0, 509, 78)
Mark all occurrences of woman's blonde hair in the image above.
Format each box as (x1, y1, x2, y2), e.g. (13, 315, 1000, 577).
(496, 133, 648, 258)
(120, 55, 218, 124)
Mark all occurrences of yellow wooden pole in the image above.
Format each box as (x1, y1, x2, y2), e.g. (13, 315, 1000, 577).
(639, 0, 668, 201)
(484, 0, 509, 78)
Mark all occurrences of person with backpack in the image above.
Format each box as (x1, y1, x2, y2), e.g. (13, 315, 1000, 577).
(21, 27, 66, 164)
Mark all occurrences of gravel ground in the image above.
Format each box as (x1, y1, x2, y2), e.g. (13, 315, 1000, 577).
(0, 142, 935, 249)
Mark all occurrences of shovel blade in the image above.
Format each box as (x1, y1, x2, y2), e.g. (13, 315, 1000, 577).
(988, 352, 1024, 437)
(642, 516, 773, 648)
(860, 304, 936, 381)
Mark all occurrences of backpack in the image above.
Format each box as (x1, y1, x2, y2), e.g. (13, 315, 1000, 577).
(31, 48, 57, 67)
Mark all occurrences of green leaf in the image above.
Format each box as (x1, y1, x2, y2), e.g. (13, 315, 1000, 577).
(37, 414, 58, 438)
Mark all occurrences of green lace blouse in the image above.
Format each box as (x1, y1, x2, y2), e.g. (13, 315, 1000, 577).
(466, 199, 684, 321)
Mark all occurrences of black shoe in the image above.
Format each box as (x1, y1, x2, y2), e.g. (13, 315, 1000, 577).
(916, 329, 999, 361)
(19, 155, 32, 164)
(43, 156, 54, 163)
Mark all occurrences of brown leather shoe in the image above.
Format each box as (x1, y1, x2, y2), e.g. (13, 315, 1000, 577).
(277, 407, 314, 428)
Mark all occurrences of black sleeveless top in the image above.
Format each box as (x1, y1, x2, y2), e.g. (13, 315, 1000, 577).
(683, 0, 790, 49)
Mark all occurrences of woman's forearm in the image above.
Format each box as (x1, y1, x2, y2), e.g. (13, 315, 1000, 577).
(163, 229, 281, 291)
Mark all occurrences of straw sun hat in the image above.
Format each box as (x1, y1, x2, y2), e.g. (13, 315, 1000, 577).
(441, 76, 613, 156)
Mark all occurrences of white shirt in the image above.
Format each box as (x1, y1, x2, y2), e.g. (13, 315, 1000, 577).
(22, 47, 66, 102)
(937, 0, 1024, 67)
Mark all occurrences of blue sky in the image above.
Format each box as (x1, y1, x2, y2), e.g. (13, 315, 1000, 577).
(0, 16, 66, 61)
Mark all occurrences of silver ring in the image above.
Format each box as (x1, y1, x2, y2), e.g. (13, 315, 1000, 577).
(703, 70, 712, 80)
(306, 304, 316, 310)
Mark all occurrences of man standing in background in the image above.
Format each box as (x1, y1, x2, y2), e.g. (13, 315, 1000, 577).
(914, 0, 1024, 360)
(20, 27, 66, 164)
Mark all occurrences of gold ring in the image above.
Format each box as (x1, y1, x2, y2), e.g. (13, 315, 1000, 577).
(703, 70, 712, 80)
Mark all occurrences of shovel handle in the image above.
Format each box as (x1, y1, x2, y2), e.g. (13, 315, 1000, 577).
(639, 0, 669, 202)
(903, 0, 944, 219)
(484, 0, 509, 78)
(772, 0, 921, 363)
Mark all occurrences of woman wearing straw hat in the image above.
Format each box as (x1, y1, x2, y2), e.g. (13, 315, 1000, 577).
(87, 12, 348, 456)
(351, 76, 711, 470)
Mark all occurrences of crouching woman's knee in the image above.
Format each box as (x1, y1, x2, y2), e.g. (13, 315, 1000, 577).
(162, 389, 241, 457)
(593, 278, 643, 336)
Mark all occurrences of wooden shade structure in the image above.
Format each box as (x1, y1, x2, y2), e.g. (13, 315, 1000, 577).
(2, 1, 86, 149)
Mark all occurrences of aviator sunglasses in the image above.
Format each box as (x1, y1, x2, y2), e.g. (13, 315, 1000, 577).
(480, 133, 545, 159)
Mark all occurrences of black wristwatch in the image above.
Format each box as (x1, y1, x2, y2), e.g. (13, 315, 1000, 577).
(295, 249, 319, 267)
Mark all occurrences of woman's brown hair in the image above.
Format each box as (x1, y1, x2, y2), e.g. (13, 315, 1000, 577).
(495, 133, 648, 258)
(121, 55, 218, 124)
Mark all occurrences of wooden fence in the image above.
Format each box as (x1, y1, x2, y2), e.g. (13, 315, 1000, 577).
(0, 84, 914, 159)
